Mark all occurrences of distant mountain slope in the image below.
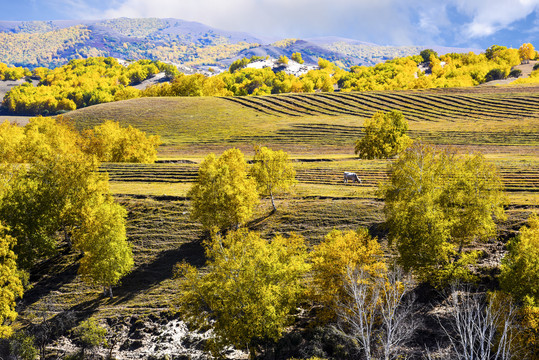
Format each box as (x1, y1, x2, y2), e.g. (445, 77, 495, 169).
(0, 18, 482, 69)
(0, 18, 262, 68)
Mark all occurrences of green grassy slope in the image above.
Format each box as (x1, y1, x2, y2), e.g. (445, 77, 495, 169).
(67, 85, 539, 151)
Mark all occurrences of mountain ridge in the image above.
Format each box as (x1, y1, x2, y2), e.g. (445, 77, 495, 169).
(0, 18, 481, 70)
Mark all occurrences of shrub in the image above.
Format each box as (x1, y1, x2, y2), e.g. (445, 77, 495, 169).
(73, 319, 107, 357)
(10, 330, 38, 360)
(508, 69, 522, 78)
(485, 68, 505, 81)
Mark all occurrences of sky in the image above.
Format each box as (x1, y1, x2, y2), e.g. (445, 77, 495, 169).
(3, 0, 539, 48)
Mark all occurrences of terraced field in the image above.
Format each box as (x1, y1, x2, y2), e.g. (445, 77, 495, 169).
(224, 86, 539, 122)
(101, 156, 538, 194)
(66, 85, 539, 150)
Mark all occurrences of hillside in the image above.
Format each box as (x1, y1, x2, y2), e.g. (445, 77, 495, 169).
(7, 86, 539, 359)
(0, 18, 479, 69)
(66, 85, 539, 151)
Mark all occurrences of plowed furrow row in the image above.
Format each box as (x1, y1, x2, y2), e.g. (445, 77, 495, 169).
(254, 96, 317, 116)
(275, 95, 349, 116)
(287, 94, 366, 116)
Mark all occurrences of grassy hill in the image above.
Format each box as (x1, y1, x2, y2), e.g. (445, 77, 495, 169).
(67, 85, 539, 149)
(14, 86, 539, 358)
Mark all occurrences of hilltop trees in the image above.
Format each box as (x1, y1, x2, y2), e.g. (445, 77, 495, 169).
(178, 229, 309, 358)
(355, 110, 412, 159)
(249, 146, 296, 211)
(2, 57, 169, 115)
(381, 142, 505, 285)
(420, 49, 438, 63)
(519, 43, 536, 63)
(485, 45, 507, 60)
(82, 120, 161, 163)
(188, 148, 259, 231)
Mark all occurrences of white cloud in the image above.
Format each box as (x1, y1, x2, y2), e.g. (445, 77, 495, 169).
(96, 0, 422, 44)
(454, 0, 539, 37)
(45, 0, 539, 45)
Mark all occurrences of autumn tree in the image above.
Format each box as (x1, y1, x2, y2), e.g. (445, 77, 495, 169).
(291, 52, 304, 64)
(21, 116, 83, 163)
(0, 163, 62, 267)
(249, 146, 296, 211)
(0, 154, 108, 268)
(499, 213, 539, 358)
(73, 195, 133, 298)
(0, 121, 25, 163)
(83, 120, 161, 163)
(485, 45, 507, 60)
(310, 228, 386, 321)
(188, 148, 259, 231)
(420, 49, 438, 63)
(73, 318, 108, 358)
(381, 142, 505, 285)
(278, 55, 289, 65)
(0, 224, 23, 338)
(519, 43, 535, 64)
(336, 266, 416, 360)
(355, 110, 412, 159)
(177, 229, 309, 358)
(500, 212, 539, 305)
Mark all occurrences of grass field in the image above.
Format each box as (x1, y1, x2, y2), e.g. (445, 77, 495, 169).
(16, 85, 539, 357)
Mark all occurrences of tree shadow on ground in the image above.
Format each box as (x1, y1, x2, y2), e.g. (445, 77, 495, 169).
(246, 210, 275, 231)
(21, 245, 81, 308)
(110, 239, 206, 304)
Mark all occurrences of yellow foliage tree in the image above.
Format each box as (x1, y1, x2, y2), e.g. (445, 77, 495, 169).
(0, 121, 25, 163)
(0, 224, 23, 338)
(500, 213, 539, 305)
(188, 148, 259, 231)
(519, 43, 536, 63)
(310, 228, 386, 321)
(21, 116, 83, 162)
(355, 110, 412, 159)
(500, 212, 539, 358)
(381, 142, 505, 285)
(177, 229, 309, 358)
(83, 120, 161, 163)
(73, 195, 134, 298)
(249, 146, 296, 211)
